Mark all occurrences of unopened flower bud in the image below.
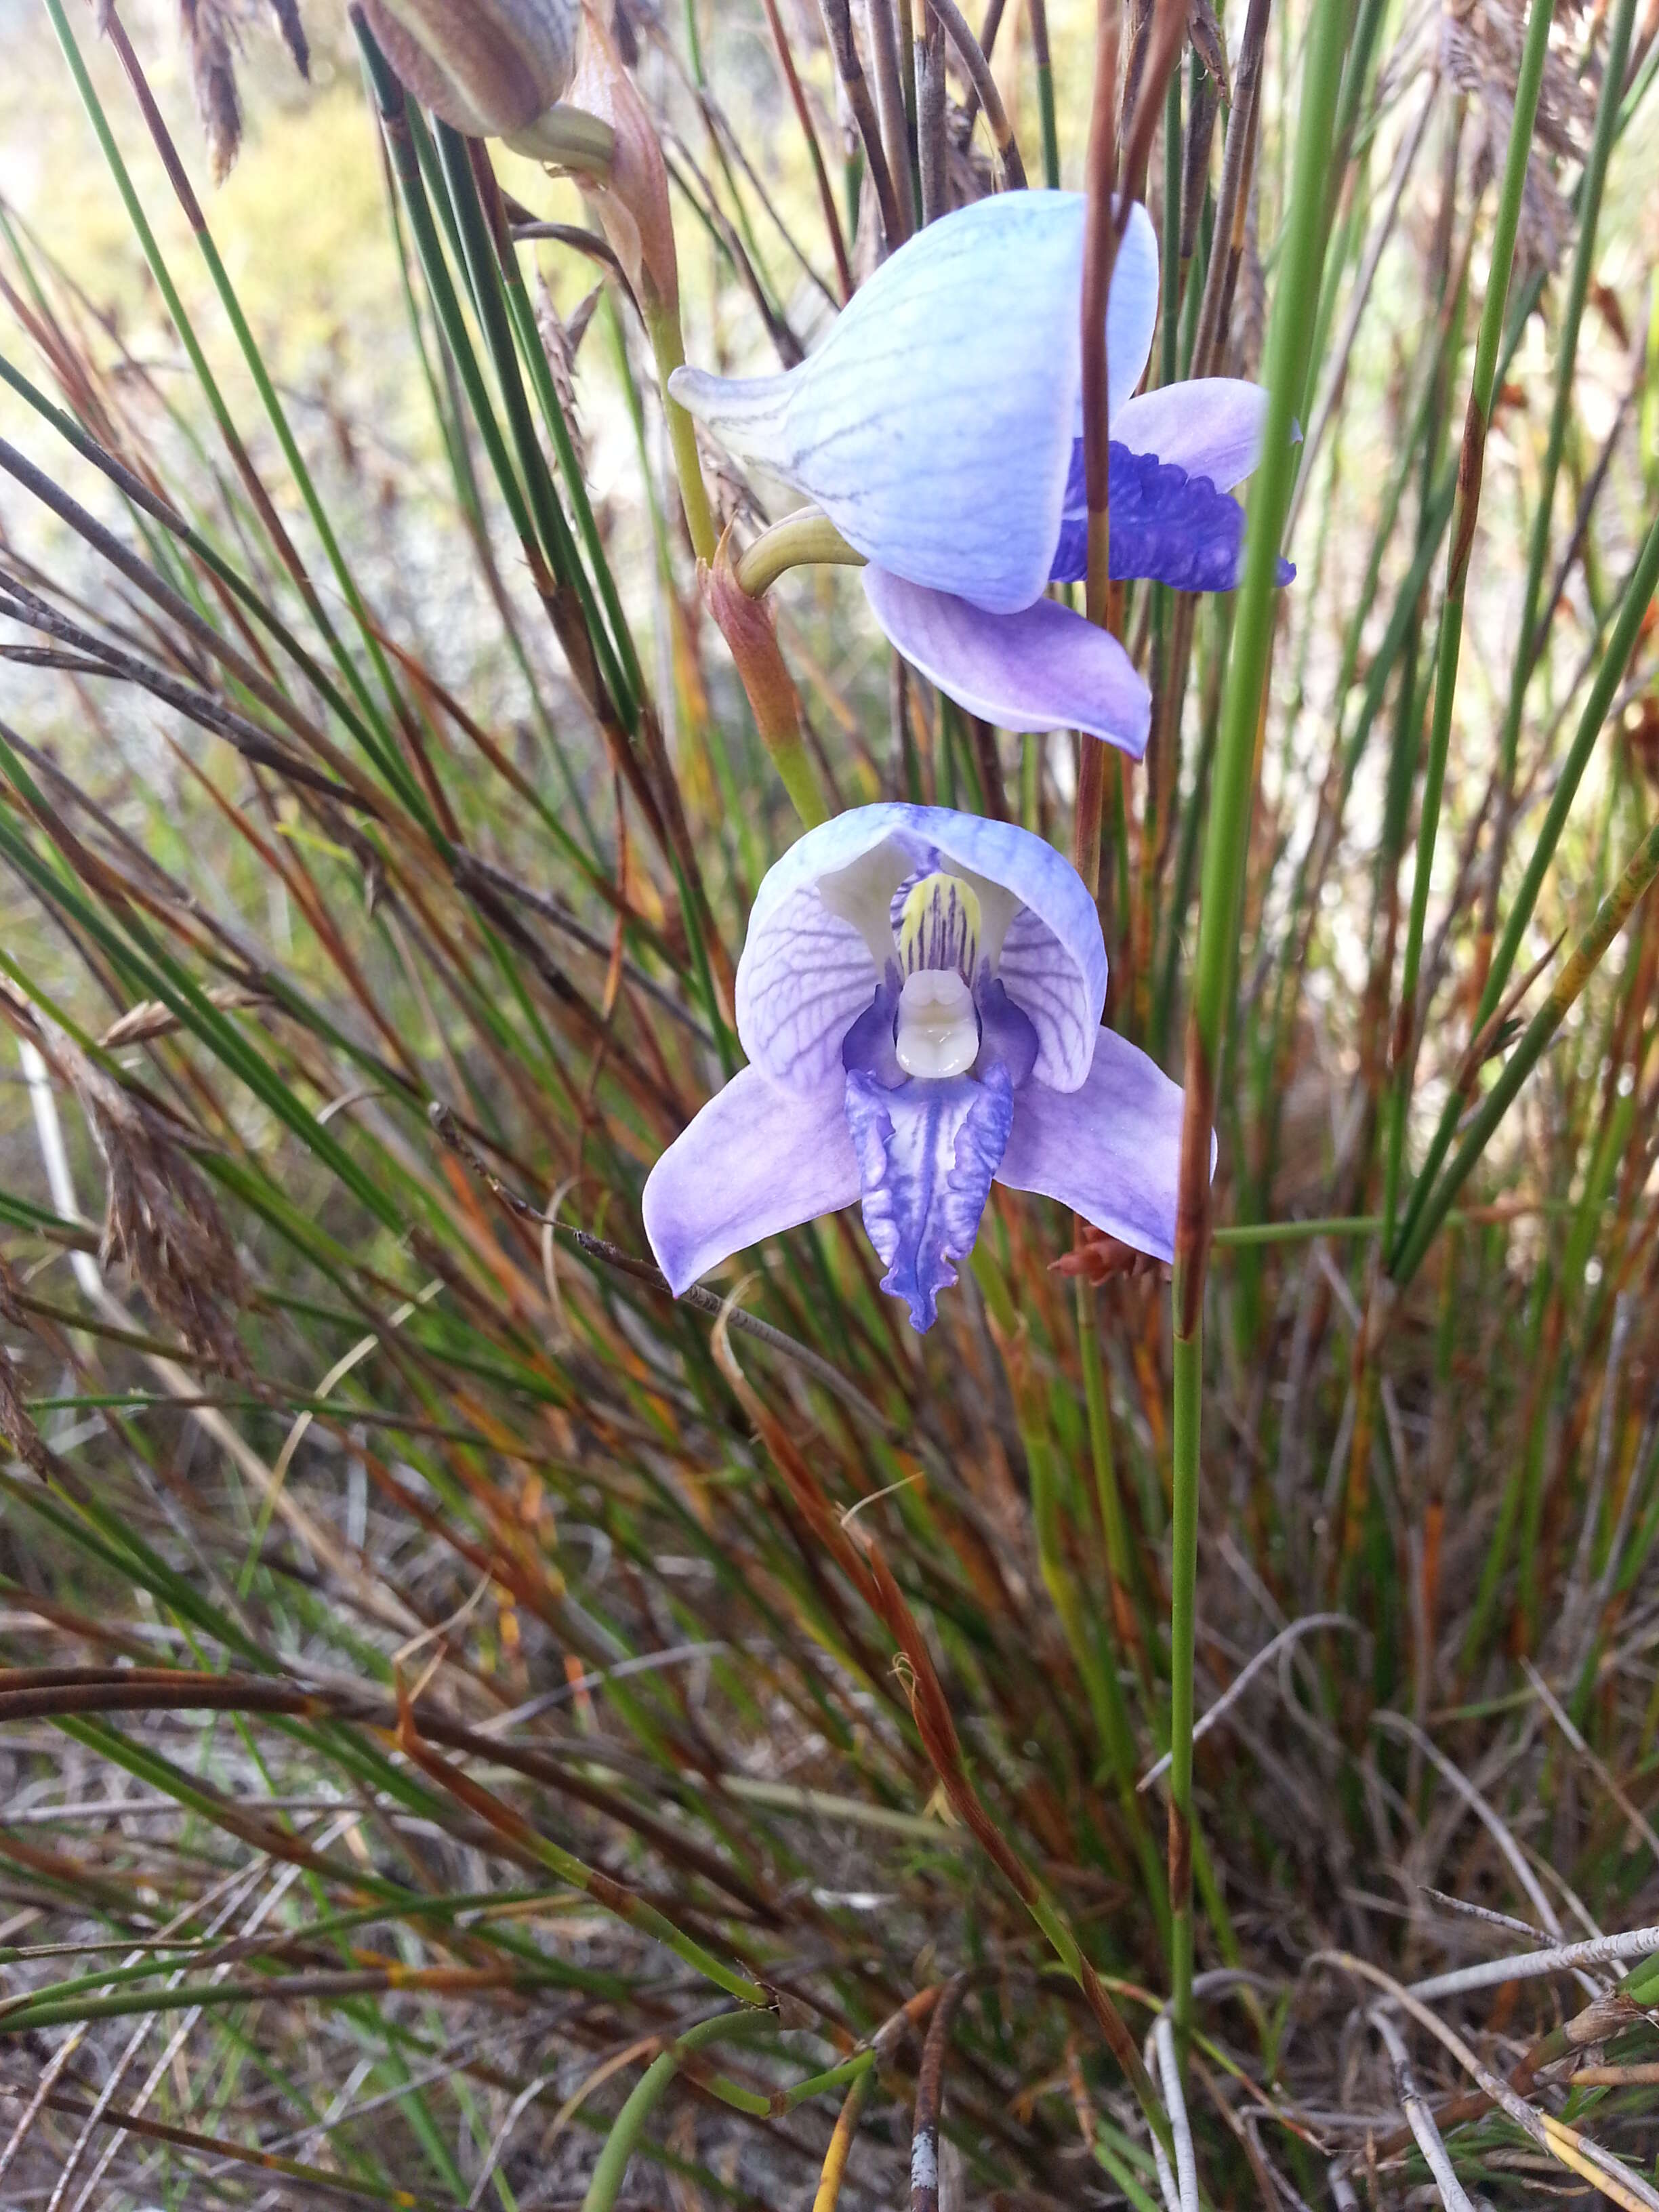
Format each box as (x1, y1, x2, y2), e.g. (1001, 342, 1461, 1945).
(564, 4, 678, 315)
(358, 0, 580, 140)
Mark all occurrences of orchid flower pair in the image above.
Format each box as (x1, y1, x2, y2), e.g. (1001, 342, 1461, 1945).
(672, 190, 1290, 756)
(644, 805, 1191, 1332)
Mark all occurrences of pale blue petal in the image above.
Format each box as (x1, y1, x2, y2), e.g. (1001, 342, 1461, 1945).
(736, 813, 905, 1092)
(995, 1025, 1193, 1261)
(672, 196, 1161, 616)
(739, 804, 1107, 1096)
(642, 1065, 860, 1294)
(845, 1065, 1014, 1331)
(1106, 201, 1160, 420)
(912, 815, 1103, 1090)
(1112, 379, 1273, 491)
(863, 567, 1152, 756)
(974, 979, 1039, 1088)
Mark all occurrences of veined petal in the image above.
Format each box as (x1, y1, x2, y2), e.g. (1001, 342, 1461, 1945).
(739, 805, 1107, 1094)
(672, 196, 1160, 616)
(995, 1025, 1197, 1261)
(642, 1065, 860, 1294)
(846, 1065, 1014, 1331)
(865, 568, 1151, 754)
(1112, 379, 1273, 491)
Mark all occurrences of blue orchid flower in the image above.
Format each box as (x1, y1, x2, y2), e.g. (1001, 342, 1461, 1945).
(670, 192, 1291, 760)
(643, 804, 1191, 1332)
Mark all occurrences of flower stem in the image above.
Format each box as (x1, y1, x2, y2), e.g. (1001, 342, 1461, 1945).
(647, 306, 718, 564)
(735, 510, 865, 594)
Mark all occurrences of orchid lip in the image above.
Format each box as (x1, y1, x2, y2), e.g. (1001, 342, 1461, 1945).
(894, 969, 980, 1080)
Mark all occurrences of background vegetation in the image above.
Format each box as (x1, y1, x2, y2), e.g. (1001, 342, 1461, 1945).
(0, 0, 1657, 2204)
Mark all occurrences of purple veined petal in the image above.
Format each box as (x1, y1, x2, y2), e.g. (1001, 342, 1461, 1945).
(845, 1064, 1015, 1331)
(739, 803, 1107, 1094)
(735, 812, 906, 1092)
(995, 1025, 1204, 1263)
(864, 565, 1151, 752)
(642, 1065, 861, 1295)
(1112, 379, 1274, 491)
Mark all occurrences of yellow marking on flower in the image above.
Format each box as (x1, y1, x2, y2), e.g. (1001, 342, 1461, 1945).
(898, 872, 981, 979)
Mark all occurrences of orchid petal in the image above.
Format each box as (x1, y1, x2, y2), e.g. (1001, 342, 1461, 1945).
(845, 1065, 1014, 1331)
(864, 567, 1151, 757)
(1112, 379, 1274, 491)
(642, 1065, 859, 1294)
(1050, 445, 1292, 593)
(672, 196, 1160, 615)
(1105, 200, 1160, 419)
(739, 804, 1107, 1096)
(996, 1026, 1195, 1261)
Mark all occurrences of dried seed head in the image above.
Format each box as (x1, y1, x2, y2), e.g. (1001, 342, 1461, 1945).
(173, 0, 311, 184)
(0, 1258, 55, 1482)
(60, 1040, 250, 1378)
(180, 0, 246, 183)
(1441, 0, 1593, 278)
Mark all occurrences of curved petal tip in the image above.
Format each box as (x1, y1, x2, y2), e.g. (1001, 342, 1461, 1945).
(864, 569, 1151, 756)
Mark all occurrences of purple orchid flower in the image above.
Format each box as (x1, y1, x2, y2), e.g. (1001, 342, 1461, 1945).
(643, 804, 1193, 1332)
(670, 192, 1292, 760)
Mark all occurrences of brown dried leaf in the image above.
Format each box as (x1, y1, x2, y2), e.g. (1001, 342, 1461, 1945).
(1051, 1229, 1170, 1285)
(1188, 0, 1231, 100)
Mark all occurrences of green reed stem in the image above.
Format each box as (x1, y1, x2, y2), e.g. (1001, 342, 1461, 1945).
(1380, 0, 1555, 1252)
(38, 0, 430, 818)
(1391, 501, 1659, 1279)
(1168, 0, 1352, 2041)
(649, 304, 718, 565)
(1029, 0, 1061, 189)
(1391, 0, 1647, 1274)
(430, 121, 632, 724)
(1488, 0, 1638, 907)
(1397, 804, 1659, 1286)
(581, 2012, 775, 2212)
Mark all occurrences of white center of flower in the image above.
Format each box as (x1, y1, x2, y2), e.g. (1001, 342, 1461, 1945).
(893, 968, 979, 1080)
